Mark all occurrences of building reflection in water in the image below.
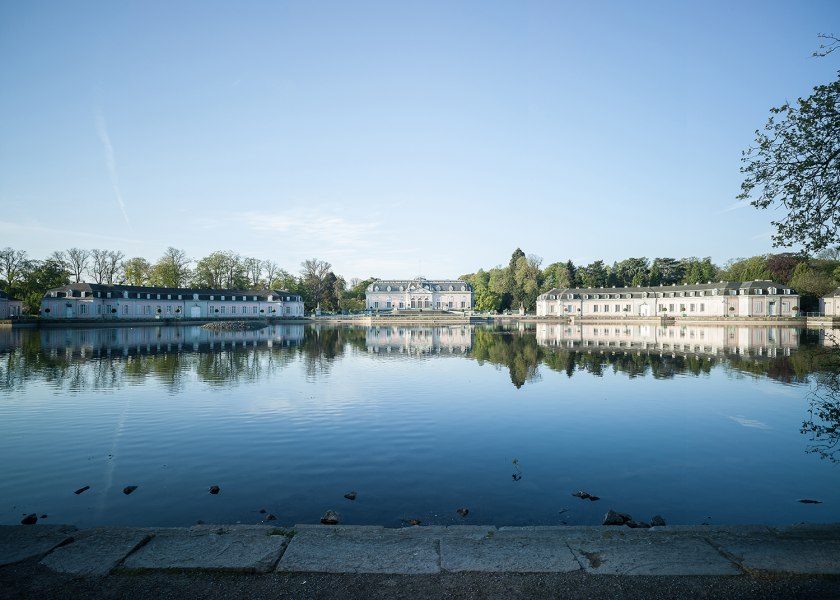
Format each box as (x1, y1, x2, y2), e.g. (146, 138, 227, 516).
(365, 325, 472, 356)
(535, 323, 800, 358)
(37, 324, 305, 358)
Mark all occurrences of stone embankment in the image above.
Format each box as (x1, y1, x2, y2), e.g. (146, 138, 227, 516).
(2, 523, 839, 577)
(200, 320, 269, 331)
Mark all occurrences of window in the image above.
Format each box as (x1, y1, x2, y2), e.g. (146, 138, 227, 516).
(374, 301, 379, 308)
(593, 305, 599, 312)
(690, 303, 695, 312)
(123, 305, 129, 315)
(80, 304, 88, 315)
(614, 304, 620, 312)
(669, 303, 675, 312)
(399, 301, 404, 309)
(700, 303, 705, 312)
(166, 305, 172, 314)
(680, 304, 686, 312)
(603, 304, 609, 312)
(230, 306, 236, 315)
(253, 306, 258, 314)
(144, 305, 151, 315)
(220, 306, 226, 314)
(387, 300, 392, 309)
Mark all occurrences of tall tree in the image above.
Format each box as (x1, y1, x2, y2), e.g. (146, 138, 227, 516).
(243, 257, 263, 288)
(738, 70, 840, 253)
(63, 248, 90, 283)
(649, 257, 683, 285)
(262, 260, 280, 289)
(122, 257, 151, 286)
(579, 260, 608, 288)
(0, 247, 31, 292)
(89, 249, 124, 284)
(150, 247, 191, 287)
(300, 258, 332, 308)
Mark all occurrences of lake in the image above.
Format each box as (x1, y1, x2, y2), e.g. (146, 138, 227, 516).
(1, 322, 838, 529)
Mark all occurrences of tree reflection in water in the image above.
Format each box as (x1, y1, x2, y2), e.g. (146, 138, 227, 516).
(801, 337, 840, 463)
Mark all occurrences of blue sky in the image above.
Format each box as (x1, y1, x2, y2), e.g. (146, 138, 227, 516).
(1, 1, 837, 281)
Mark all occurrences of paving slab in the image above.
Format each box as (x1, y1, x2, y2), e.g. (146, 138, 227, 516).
(121, 525, 288, 573)
(441, 529, 581, 573)
(773, 523, 840, 540)
(563, 528, 742, 576)
(712, 538, 840, 575)
(278, 524, 440, 574)
(0, 525, 77, 567)
(39, 528, 152, 576)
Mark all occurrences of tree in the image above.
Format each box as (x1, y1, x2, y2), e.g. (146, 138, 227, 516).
(150, 247, 191, 287)
(679, 257, 717, 284)
(89, 249, 124, 284)
(767, 252, 805, 284)
(790, 261, 836, 299)
(738, 70, 840, 253)
(649, 257, 683, 285)
(262, 260, 280, 289)
(719, 256, 771, 281)
(612, 257, 650, 287)
(300, 258, 332, 308)
(513, 254, 542, 310)
(63, 248, 90, 283)
(0, 247, 31, 292)
(19, 259, 68, 313)
(579, 260, 608, 288)
(123, 257, 151, 286)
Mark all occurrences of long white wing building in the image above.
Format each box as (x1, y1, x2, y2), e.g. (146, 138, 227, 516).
(536, 281, 799, 318)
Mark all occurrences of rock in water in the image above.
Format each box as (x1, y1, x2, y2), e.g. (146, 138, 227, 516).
(20, 513, 37, 525)
(456, 507, 469, 518)
(320, 510, 339, 525)
(123, 486, 138, 495)
(74, 486, 90, 495)
(344, 491, 357, 501)
(209, 485, 220, 495)
(265, 514, 277, 521)
(572, 491, 600, 501)
(798, 499, 822, 504)
(650, 515, 667, 527)
(602, 510, 632, 526)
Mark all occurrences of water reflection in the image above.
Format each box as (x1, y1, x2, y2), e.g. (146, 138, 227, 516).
(801, 334, 840, 462)
(0, 323, 830, 394)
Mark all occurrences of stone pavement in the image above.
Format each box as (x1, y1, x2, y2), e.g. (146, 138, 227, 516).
(1, 523, 838, 577)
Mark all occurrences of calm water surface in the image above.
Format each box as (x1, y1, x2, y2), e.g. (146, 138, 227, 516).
(1, 322, 838, 528)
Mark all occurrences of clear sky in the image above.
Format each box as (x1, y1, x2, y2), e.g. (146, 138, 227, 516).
(1, 1, 837, 281)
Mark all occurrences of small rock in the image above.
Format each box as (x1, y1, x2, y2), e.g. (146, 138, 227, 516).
(626, 520, 650, 529)
(265, 514, 277, 521)
(209, 485, 220, 495)
(456, 507, 469, 518)
(602, 509, 632, 526)
(403, 518, 422, 526)
(20, 514, 37, 525)
(572, 491, 600, 501)
(40, 514, 47, 519)
(798, 499, 822, 504)
(74, 486, 90, 495)
(259, 508, 267, 514)
(512, 474, 522, 481)
(196, 520, 205, 525)
(123, 486, 138, 495)
(650, 515, 667, 527)
(344, 491, 357, 501)
(320, 510, 339, 525)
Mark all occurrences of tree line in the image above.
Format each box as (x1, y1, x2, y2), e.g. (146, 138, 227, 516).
(0, 246, 374, 314)
(460, 247, 840, 313)
(2, 245, 839, 315)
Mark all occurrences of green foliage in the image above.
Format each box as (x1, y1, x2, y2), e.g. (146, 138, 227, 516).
(739, 70, 840, 253)
(719, 256, 771, 281)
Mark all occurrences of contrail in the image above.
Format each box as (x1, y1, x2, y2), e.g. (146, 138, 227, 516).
(95, 111, 131, 227)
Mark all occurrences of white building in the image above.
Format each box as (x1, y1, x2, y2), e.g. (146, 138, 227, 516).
(365, 277, 473, 311)
(0, 290, 22, 319)
(40, 284, 304, 320)
(536, 281, 799, 319)
(821, 288, 840, 317)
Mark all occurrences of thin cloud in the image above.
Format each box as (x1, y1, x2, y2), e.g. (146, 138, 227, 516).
(0, 220, 142, 245)
(236, 211, 382, 250)
(719, 199, 753, 213)
(95, 111, 131, 227)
